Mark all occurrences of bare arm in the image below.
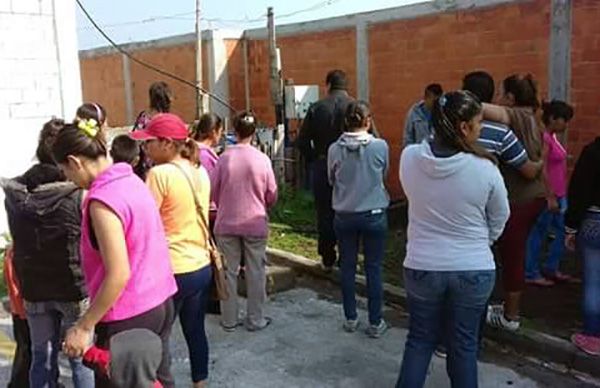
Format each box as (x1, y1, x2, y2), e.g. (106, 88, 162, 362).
(63, 201, 131, 357)
(517, 159, 543, 180)
(482, 103, 510, 125)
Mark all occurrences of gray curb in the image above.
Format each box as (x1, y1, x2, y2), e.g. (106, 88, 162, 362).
(266, 247, 600, 379)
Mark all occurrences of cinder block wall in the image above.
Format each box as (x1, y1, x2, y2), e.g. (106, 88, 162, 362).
(80, 0, 597, 199)
(0, 0, 82, 234)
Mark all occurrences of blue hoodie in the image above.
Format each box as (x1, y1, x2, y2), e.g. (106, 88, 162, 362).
(327, 132, 389, 213)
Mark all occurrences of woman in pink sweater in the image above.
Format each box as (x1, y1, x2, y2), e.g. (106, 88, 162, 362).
(211, 111, 278, 332)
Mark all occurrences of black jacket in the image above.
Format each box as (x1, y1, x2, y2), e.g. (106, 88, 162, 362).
(565, 137, 600, 232)
(2, 164, 87, 302)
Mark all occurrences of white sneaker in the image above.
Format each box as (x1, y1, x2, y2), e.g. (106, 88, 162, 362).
(486, 304, 520, 332)
(343, 319, 359, 333)
(366, 319, 388, 338)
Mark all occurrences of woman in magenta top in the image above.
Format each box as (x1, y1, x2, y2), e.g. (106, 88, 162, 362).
(53, 119, 177, 388)
(525, 100, 575, 286)
(211, 111, 278, 332)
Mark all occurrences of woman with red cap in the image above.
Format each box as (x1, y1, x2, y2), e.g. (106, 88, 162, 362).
(132, 113, 213, 388)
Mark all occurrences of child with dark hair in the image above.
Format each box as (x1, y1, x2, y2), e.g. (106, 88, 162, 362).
(110, 135, 146, 180)
(403, 83, 444, 147)
(525, 100, 576, 286)
(77, 102, 107, 127)
(212, 111, 278, 332)
(328, 101, 389, 338)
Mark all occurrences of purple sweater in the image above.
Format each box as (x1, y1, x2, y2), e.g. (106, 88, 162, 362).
(211, 144, 278, 238)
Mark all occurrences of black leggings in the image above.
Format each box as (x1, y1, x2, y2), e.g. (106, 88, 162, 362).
(94, 299, 175, 388)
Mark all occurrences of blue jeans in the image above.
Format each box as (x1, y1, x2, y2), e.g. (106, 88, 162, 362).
(525, 197, 567, 279)
(26, 300, 94, 388)
(334, 210, 387, 325)
(397, 269, 495, 388)
(173, 266, 212, 382)
(579, 211, 600, 336)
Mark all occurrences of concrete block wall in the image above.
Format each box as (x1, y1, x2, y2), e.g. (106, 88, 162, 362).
(0, 0, 82, 235)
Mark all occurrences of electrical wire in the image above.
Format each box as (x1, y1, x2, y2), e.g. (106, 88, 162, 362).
(76, 0, 237, 112)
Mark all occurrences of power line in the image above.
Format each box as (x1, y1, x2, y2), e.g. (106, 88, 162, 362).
(76, 0, 236, 113)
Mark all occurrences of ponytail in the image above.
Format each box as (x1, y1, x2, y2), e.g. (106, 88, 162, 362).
(344, 100, 370, 131)
(174, 138, 200, 167)
(52, 118, 108, 164)
(432, 91, 497, 165)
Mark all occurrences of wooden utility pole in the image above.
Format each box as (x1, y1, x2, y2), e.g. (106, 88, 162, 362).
(195, 0, 204, 118)
(267, 7, 285, 185)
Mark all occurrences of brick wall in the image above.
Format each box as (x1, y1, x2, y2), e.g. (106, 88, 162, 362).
(570, 0, 600, 165)
(79, 0, 600, 199)
(0, 0, 81, 235)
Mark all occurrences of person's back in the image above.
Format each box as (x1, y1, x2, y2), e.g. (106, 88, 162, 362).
(146, 163, 211, 274)
(328, 134, 389, 213)
(401, 142, 508, 271)
(3, 164, 86, 302)
(212, 144, 277, 238)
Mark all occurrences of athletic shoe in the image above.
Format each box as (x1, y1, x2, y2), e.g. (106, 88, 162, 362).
(486, 305, 520, 332)
(245, 317, 272, 332)
(434, 345, 447, 358)
(572, 333, 600, 356)
(343, 319, 359, 333)
(366, 319, 388, 338)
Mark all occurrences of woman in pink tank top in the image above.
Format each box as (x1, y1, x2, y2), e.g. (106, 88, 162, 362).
(52, 119, 177, 388)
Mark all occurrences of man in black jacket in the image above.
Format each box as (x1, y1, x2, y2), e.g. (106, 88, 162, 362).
(297, 70, 353, 271)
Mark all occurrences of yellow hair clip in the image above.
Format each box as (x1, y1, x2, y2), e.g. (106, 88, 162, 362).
(78, 119, 99, 138)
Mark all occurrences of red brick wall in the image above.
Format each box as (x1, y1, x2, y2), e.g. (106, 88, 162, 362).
(369, 0, 550, 195)
(80, 53, 126, 126)
(570, 0, 600, 165)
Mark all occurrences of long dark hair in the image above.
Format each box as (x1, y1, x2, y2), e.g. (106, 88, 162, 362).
(149, 82, 172, 113)
(52, 120, 108, 164)
(432, 91, 496, 164)
(193, 113, 223, 141)
(344, 100, 370, 131)
(233, 111, 257, 139)
(37, 118, 66, 164)
(503, 74, 539, 109)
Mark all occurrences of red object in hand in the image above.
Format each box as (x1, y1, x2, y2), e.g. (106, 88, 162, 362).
(83, 346, 111, 377)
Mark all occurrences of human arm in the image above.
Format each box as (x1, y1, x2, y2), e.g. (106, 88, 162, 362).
(265, 161, 278, 208)
(63, 201, 131, 357)
(402, 108, 415, 148)
(498, 127, 543, 179)
(482, 103, 511, 125)
(486, 168, 511, 243)
(296, 109, 315, 161)
(540, 141, 559, 212)
(210, 161, 222, 208)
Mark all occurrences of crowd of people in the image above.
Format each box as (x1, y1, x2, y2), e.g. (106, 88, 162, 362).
(297, 69, 599, 387)
(0, 65, 598, 387)
(1, 82, 277, 387)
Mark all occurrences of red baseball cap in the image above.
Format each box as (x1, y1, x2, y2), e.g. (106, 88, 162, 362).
(130, 113, 188, 140)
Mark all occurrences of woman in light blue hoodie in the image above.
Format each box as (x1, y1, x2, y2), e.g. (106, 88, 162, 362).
(328, 101, 390, 338)
(396, 91, 510, 388)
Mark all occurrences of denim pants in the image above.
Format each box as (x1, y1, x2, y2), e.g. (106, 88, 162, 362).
(25, 300, 94, 388)
(579, 211, 600, 336)
(173, 266, 213, 382)
(397, 269, 495, 388)
(525, 197, 567, 279)
(334, 210, 387, 325)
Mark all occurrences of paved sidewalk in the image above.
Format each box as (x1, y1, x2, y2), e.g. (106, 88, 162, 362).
(0, 289, 587, 387)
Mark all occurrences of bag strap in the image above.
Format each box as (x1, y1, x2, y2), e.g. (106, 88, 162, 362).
(168, 162, 216, 248)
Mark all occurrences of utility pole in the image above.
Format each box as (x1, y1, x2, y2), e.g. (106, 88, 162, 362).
(195, 0, 204, 118)
(267, 7, 285, 185)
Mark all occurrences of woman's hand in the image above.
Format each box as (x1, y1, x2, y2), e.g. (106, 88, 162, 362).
(547, 196, 560, 213)
(63, 323, 93, 358)
(565, 233, 577, 252)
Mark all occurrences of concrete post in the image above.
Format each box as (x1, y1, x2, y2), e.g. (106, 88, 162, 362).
(121, 54, 134, 124)
(548, 0, 572, 144)
(356, 20, 369, 102)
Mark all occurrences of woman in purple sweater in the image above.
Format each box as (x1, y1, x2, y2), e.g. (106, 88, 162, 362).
(211, 111, 278, 332)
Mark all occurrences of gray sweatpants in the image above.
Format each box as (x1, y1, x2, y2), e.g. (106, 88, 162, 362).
(216, 236, 268, 328)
